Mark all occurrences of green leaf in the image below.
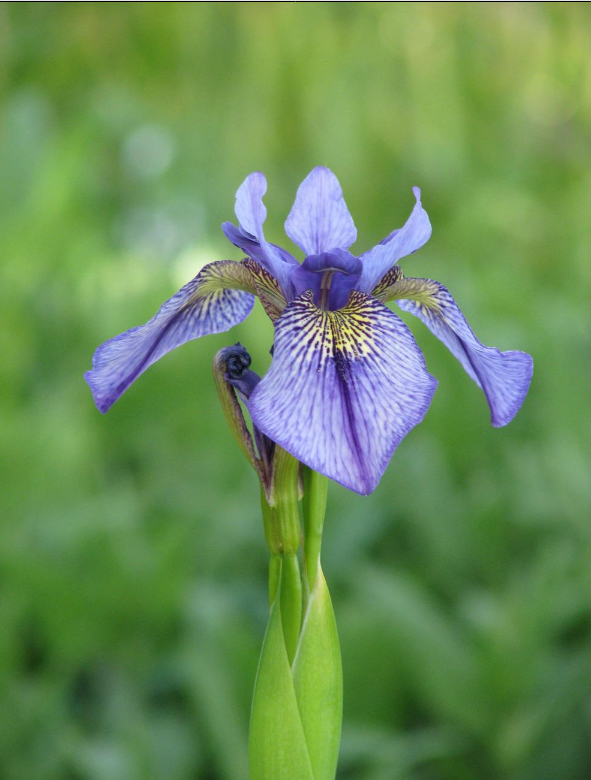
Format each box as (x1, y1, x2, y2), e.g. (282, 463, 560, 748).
(249, 571, 315, 780)
(293, 565, 343, 780)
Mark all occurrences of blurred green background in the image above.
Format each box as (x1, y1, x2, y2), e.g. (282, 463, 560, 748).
(1, 3, 590, 779)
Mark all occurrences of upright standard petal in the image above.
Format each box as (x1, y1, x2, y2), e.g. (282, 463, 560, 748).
(248, 291, 437, 495)
(225, 172, 297, 300)
(391, 278, 533, 426)
(284, 167, 357, 256)
(85, 261, 255, 413)
(358, 187, 431, 294)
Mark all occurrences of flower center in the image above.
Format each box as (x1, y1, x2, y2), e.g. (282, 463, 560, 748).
(318, 269, 337, 311)
(291, 250, 362, 311)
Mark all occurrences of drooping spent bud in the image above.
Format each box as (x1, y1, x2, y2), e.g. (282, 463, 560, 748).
(213, 343, 271, 494)
(223, 343, 261, 400)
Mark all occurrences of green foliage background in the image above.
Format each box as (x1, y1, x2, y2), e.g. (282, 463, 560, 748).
(1, 3, 590, 779)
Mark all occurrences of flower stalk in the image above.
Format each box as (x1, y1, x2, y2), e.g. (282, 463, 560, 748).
(252, 460, 342, 780)
(212, 343, 342, 779)
(302, 466, 328, 595)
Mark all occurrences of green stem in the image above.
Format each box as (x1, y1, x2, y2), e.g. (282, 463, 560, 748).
(252, 467, 341, 780)
(278, 552, 302, 665)
(302, 467, 328, 592)
(261, 448, 303, 665)
(271, 446, 301, 555)
(267, 552, 302, 665)
(268, 552, 281, 607)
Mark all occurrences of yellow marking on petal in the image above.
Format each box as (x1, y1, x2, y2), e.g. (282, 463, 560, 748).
(184, 259, 286, 323)
(244, 258, 287, 321)
(193, 260, 256, 298)
(374, 274, 442, 314)
(371, 265, 404, 301)
(286, 291, 388, 374)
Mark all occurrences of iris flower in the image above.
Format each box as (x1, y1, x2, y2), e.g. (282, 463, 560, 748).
(86, 167, 533, 494)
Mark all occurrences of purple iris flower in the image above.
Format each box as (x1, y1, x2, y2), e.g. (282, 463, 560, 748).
(86, 167, 533, 495)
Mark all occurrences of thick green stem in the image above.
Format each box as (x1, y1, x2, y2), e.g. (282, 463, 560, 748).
(252, 466, 341, 780)
(268, 552, 281, 607)
(302, 467, 328, 592)
(267, 552, 302, 665)
(261, 449, 303, 665)
(278, 552, 302, 665)
(270, 446, 301, 555)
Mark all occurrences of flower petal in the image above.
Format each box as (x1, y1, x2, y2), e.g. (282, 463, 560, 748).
(85, 261, 255, 413)
(392, 278, 533, 426)
(248, 291, 437, 495)
(222, 222, 297, 296)
(243, 258, 287, 322)
(224, 172, 297, 299)
(234, 171, 268, 238)
(358, 187, 431, 293)
(284, 167, 357, 255)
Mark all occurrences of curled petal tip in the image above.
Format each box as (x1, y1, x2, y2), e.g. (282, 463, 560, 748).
(490, 350, 533, 427)
(358, 187, 432, 293)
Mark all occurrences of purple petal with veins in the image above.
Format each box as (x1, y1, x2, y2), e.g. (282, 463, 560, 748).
(249, 290, 437, 494)
(396, 280, 533, 426)
(226, 172, 297, 299)
(85, 262, 254, 413)
(285, 166, 357, 255)
(358, 187, 431, 294)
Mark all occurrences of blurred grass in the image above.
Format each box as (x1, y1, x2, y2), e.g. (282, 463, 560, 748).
(1, 3, 591, 779)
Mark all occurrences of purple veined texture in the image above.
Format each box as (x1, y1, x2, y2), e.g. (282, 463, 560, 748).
(224, 172, 297, 300)
(358, 187, 432, 294)
(85, 262, 255, 413)
(86, 165, 534, 495)
(284, 166, 358, 256)
(396, 280, 533, 426)
(248, 290, 438, 495)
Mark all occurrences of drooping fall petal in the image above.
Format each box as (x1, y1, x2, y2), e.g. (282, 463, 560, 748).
(248, 291, 437, 494)
(391, 277, 533, 426)
(85, 261, 255, 413)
